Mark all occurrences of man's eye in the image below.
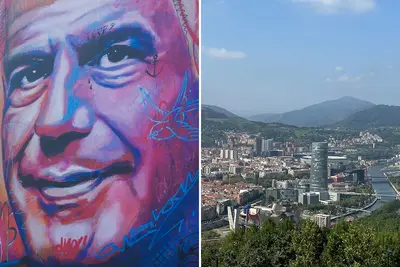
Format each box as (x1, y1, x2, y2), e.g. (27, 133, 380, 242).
(98, 45, 144, 68)
(11, 66, 49, 90)
(23, 69, 45, 83)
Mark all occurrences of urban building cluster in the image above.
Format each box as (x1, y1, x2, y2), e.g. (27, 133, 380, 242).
(327, 131, 383, 148)
(202, 132, 371, 230)
(201, 180, 263, 221)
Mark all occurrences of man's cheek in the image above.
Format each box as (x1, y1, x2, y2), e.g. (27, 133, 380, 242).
(3, 103, 42, 159)
(2, 121, 30, 161)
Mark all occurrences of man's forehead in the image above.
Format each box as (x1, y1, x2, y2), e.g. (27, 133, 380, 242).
(6, 0, 169, 21)
(6, 0, 171, 39)
(6, 0, 56, 24)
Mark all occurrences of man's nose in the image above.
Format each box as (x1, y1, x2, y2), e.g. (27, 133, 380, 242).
(34, 46, 94, 146)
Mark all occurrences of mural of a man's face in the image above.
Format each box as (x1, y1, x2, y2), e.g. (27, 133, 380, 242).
(1, 0, 198, 263)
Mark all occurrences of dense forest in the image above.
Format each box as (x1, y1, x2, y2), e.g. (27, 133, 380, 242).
(202, 200, 400, 267)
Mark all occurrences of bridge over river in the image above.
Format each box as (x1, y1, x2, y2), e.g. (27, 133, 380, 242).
(332, 165, 399, 223)
(367, 176, 396, 183)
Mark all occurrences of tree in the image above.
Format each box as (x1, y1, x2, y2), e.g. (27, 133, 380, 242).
(201, 231, 222, 267)
(290, 220, 326, 267)
(322, 220, 349, 267)
(201, 240, 221, 267)
(340, 223, 384, 266)
(201, 201, 400, 267)
(218, 229, 245, 266)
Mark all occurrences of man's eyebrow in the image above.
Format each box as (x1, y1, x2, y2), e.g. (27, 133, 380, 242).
(76, 25, 156, 66)
(3, 52, 52, 78)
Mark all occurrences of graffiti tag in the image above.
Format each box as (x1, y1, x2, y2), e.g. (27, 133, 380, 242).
(86, 23, 116, 41)
(55, 235, 88, 256)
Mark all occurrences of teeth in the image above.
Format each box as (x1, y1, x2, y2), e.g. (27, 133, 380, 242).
(41, 179, 97, 199)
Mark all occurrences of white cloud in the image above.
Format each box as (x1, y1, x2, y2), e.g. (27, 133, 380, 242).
(206, 48, 247, 59)
(337, 75, 349, 82)
(335, 66, 344, 72)
(325, 77, 332, 82)
(291, 0, 376, 14)
(388, 65, 393, 69)
(369, 72, 374, 76)
(337, 74, 363, 82)
(354, 75, 364, 81)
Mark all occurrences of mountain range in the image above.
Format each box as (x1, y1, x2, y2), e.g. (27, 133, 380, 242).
(203, 97, 400, 130)
(247, 96, 375, 127)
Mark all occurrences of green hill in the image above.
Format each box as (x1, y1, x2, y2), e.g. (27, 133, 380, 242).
(202, 104, 239, 118)
(334, 105, 400, 130)
(201, 106, 357, 147)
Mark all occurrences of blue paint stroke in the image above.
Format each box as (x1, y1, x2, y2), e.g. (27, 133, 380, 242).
(0, 260, 23, 266)
(139, 71, 199, 141)
(96, 170, 199, 260)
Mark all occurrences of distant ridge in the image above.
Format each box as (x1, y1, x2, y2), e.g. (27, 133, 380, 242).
(334, 105, 400, 130)
(202, 104, 240, 118)
(249, 96, 375, 127)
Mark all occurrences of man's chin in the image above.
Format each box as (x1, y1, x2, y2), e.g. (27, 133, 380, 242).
(20, 219, 91, 262)
(23, 215, 144, 263)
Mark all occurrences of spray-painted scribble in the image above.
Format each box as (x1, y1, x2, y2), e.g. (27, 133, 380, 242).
(141, 71, 199, 142)
(0, 0, 199, 266)
(97, 171, 198, 260)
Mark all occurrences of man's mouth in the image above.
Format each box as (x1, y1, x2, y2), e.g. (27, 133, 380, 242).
(19, 162, 134, 200)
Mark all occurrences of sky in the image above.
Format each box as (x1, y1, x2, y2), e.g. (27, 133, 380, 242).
(202, 0, 400, 115)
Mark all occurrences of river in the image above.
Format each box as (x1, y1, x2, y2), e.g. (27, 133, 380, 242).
(338, 164, 397, 221)
(365, 164, 397, 211)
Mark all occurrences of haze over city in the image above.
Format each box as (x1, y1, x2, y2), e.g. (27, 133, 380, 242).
(202, 0, 400, 115)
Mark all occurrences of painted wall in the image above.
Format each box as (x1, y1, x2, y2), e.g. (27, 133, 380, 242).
(0, 0, 199, 266)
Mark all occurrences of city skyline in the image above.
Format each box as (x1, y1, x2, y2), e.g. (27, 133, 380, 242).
(202, 0, 400, 114)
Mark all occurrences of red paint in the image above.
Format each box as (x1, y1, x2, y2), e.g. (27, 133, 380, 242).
(55, 235, 88, 256)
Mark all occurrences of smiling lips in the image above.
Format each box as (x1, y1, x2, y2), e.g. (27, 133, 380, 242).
(19, 162, 134, 201)
(41, 178, 102, 199)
